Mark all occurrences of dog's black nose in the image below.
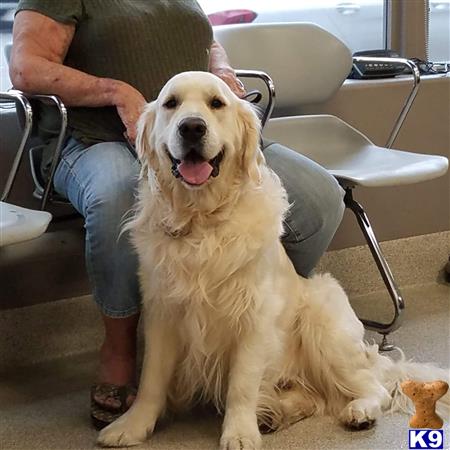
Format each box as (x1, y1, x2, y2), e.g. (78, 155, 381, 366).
(179, 117, 207, 142)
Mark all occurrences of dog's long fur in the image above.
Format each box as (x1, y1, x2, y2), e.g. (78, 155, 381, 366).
(98, 72, 449, 449)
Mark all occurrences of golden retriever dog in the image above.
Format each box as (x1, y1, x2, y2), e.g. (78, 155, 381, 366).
(98, 72, 449, 449)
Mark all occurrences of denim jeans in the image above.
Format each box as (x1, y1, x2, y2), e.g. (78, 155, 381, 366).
(54, 137, 345, 317)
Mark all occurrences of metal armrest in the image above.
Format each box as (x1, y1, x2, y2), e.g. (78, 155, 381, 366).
(235, 69, 275, 128)
(351, 57, 420, 148)
(7, 90, 68, 210)
(0, 90, 33, 202)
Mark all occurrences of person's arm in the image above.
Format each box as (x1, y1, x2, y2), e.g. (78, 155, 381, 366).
(209, 40, 245, 97)
(10, 10, 146, 142)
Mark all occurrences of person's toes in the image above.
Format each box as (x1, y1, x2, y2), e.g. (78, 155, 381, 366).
(93, 391, 121, 409)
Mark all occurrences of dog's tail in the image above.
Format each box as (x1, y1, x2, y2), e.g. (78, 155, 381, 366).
(372, 346, 450, 417)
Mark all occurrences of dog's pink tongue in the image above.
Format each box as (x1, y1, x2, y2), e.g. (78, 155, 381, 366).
(178, 160, 213, 185)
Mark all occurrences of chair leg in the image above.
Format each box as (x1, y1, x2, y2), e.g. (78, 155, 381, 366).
(344, 188, 405, 351)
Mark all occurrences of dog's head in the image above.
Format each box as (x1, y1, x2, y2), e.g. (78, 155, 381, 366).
(136, 71, 263, 191)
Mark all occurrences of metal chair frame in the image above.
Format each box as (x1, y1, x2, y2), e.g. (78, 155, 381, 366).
(1, 90, 33, 203)
(1, 89, 68, 211)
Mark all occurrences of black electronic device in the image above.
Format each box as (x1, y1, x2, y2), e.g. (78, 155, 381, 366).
(349, 49, 406, 79)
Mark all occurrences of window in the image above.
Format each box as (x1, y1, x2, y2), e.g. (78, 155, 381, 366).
(428, 0, 450, 61)
(198, 0, 386, 53)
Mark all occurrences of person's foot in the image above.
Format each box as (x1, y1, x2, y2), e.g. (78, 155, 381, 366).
(94, 343, 137, 409)
(92, 313, 140, 413)
(90, 382, 137, 430)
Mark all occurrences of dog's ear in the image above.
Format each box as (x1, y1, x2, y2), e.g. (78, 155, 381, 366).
(238, 100, 264, 184)
(135, 101, 156, 162)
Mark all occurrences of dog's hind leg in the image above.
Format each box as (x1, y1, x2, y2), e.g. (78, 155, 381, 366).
(334, 353, 391, 430)
(98, 313, 180, 447)
(257, 383, 317, 433)
(296, 274, 391, 430)
(279, 385, 317, 425)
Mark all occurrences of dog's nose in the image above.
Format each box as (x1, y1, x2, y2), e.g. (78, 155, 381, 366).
(179, 117, 207, 142)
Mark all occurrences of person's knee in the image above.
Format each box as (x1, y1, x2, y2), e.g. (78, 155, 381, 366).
(317, 177, 345, 238)
(284, 174, 344, 244)
(263, 143, 344, 244)
(85, 173, 139, 238)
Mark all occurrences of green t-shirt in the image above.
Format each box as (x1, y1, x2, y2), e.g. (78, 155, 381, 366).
(15, 0, 213, 176)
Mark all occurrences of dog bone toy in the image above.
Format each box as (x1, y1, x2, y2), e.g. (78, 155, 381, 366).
(401, 380, 448, 429)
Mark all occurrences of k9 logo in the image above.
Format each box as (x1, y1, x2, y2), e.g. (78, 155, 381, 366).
(409, 430, 444, 449)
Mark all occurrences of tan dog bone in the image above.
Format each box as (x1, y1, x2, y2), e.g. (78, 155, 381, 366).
(401, 380, 449, 429)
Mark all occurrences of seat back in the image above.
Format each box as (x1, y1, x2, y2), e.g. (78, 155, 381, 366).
(0, 95, 38, 208)
(214, 22, 352, 109)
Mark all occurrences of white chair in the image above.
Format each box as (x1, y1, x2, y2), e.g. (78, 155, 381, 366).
(0, 201, 51, 246)
(0, 91, 52, 247)
(214, 22, 449, 350)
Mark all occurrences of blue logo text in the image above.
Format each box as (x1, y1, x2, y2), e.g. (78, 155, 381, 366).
(409, 429, 444, 449)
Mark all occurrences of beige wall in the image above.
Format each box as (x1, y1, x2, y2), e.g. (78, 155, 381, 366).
(280, 74, 450, 250)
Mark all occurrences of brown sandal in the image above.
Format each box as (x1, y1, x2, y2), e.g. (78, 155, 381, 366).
(90, 383, 137, 430)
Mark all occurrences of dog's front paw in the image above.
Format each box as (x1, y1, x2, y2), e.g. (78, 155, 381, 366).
(221, 412, 262, 449)
(339, 398, 381, 430)
(220, 428, 262, 450)
(220, 435, 262, 450)
(97, 413, 152, 447)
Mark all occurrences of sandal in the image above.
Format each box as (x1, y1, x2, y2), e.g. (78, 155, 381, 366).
(90, 383, 137, 430)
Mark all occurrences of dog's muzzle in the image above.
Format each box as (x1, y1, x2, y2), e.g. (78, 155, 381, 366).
(164, 117, 225, 186)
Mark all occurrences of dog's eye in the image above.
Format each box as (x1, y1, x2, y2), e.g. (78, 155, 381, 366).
(163, 97, 178, 109)
(210, 98, 225, 109)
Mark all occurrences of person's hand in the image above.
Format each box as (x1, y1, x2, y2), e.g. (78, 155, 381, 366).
(113, 82, 147, 144)
(213, 67, 246, 98)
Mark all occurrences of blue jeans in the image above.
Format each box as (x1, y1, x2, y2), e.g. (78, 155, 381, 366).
(54, 137, 344, 317)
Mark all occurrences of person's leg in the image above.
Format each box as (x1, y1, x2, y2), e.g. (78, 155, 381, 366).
(263, 140, 345, 277)
(54, 138, 141, 391)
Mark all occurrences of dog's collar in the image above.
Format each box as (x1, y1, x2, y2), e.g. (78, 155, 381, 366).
(160, 222, 190, 238)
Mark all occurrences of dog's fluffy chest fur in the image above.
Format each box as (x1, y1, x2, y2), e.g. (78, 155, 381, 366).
(134, 167, 288, 310)
(131, 169, 290, 408)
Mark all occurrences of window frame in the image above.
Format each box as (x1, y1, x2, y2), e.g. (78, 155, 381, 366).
(386, 0, 429, 60)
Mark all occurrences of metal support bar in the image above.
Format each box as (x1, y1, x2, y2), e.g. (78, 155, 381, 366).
(344, 188, 405, 339)
(28, 94, 68, 210)
(235, 69, 275, 128)
(0, 91, 33, 202)
(352, 57, 420, 148)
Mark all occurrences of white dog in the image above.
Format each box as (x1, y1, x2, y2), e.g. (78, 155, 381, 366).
(98, 72, 449, 449)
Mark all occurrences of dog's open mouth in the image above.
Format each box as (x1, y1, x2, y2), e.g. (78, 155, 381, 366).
(166, 147, 224, 186)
